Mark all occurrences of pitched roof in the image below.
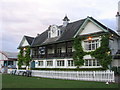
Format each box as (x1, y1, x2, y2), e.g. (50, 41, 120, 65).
(0, 51, 18, 59)
(24, 36, 34, 45)
(30, 17, 119, 47)
(31, 30, 48, 47)
(31, 18, 86, 47)
(18, 35, 34, 48)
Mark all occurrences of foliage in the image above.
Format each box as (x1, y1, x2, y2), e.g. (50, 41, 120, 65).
(90, 34, 112, 69)
(24, 47, 31, 67)
(73, 37, 85, 68)
(18, 48, 24, 68)
(73, 34, 112, 70)
(18, 47, 31, 69)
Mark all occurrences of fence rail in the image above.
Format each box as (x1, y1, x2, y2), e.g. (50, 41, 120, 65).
(7, 69, 115, 82)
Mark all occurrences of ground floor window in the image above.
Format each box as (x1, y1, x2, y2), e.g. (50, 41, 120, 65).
(84, 59, 100, 66)
(47, 61, 53, 66)
(57, 60, 64, 66)
(68, 60, 74, 66)
(38, 61, 43, 66)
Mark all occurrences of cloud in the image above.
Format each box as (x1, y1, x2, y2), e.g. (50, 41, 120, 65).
(1, 0, 119, 52)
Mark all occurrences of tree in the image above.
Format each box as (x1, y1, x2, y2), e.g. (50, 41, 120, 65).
(73, 37, 85, 69)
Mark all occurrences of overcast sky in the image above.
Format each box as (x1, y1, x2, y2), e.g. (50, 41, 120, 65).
(0, 0, 120, 52)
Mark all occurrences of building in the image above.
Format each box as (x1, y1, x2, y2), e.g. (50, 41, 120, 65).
(0, 51, 18, 69)
(18, 15, 120, 69)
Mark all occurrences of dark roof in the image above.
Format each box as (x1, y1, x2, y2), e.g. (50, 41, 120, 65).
(31, 30, 48, 47)
(18, 35, 34, 48)
(58, 19, 85, 41)
(25, 36, 34, 45)
(114, 50, 120, 59)
(0, 51, 18, 59)
(30, 17, 119, 47)
(31, 19, 86, 47)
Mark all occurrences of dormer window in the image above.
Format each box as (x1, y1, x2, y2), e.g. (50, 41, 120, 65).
(48, 31, 51, 38)
(57, 29, 61, 36)
(48, 25, 61, 38)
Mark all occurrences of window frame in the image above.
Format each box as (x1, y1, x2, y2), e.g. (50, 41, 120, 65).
(38, 61, 44, 66)
(47, 61, 53, 66)
(67, 60, 74, 66)
(84, 39, 100, 51)
(84, 59, 100, 66)
(57, 60, 64, 66)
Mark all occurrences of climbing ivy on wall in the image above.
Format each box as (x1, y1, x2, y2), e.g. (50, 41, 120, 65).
(73, 34, 112, 70)
(18, 48, 24, 68)
(24, 47, 31, 67)
(73, 37, 86, 68)
(90, 34, 112, 69)
(18, 47, 31, 69)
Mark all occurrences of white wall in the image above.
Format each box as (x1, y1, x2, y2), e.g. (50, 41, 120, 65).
(34, 58, 102, 69)
(109, 37, 119, 55)
(80, 22, 103, 35)
(111, 59, 120, 67)
(21, 39, 29, 47)
(0, 52, 8, 68)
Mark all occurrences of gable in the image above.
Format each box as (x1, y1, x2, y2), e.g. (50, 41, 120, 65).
(21, 38, 29, 47)
(0, 52, 8, 60)
(18, 37, 30, 48)
(79, 21, 103, 35)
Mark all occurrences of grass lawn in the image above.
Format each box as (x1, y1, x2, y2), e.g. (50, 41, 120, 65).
(2, 74, 118, 88)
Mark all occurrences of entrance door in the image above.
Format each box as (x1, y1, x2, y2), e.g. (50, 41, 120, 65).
(31, 61, 35, 68)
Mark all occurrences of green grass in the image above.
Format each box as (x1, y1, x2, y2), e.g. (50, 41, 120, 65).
(2, 74, 118, 88)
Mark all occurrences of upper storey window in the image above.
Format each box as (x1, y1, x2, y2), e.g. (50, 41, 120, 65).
(84, 39, 100, 51)
(48, 25, 61, 38)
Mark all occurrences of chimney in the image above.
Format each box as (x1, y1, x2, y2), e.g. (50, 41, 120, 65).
(116, 1, 120, 35)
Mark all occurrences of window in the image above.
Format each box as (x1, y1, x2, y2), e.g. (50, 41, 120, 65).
(68, 60, 74, 66)
(84, 59, 100, 66)
(39, 47, 45, 55)
(47, 61, 53, 66)
(57, 61, 64, 66)
(84, 40, 99, 51)
(67, 47, 72, 53)
(57, 48, 62, 54)
(48, 31, 51, 38)
(38, 61, 43, 66)
(58, 30, 60, 36)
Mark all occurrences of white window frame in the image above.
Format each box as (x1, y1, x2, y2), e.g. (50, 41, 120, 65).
(67, 60, 74, 66)
(84, 39, 100, 51)
(48, 31, 51, 38)
(47, 61, 53, 66)
(57, 60, 64, 66)
(84, 59, 100, 66)
(38, 61, 44, 66)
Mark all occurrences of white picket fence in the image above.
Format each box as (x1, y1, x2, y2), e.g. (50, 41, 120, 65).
(7, 69, 115, 82)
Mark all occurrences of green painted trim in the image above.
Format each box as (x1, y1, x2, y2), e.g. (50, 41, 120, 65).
(88, 18, 108, 32)
(74, 18, 89, 38)
(74, 17, 108, 38)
